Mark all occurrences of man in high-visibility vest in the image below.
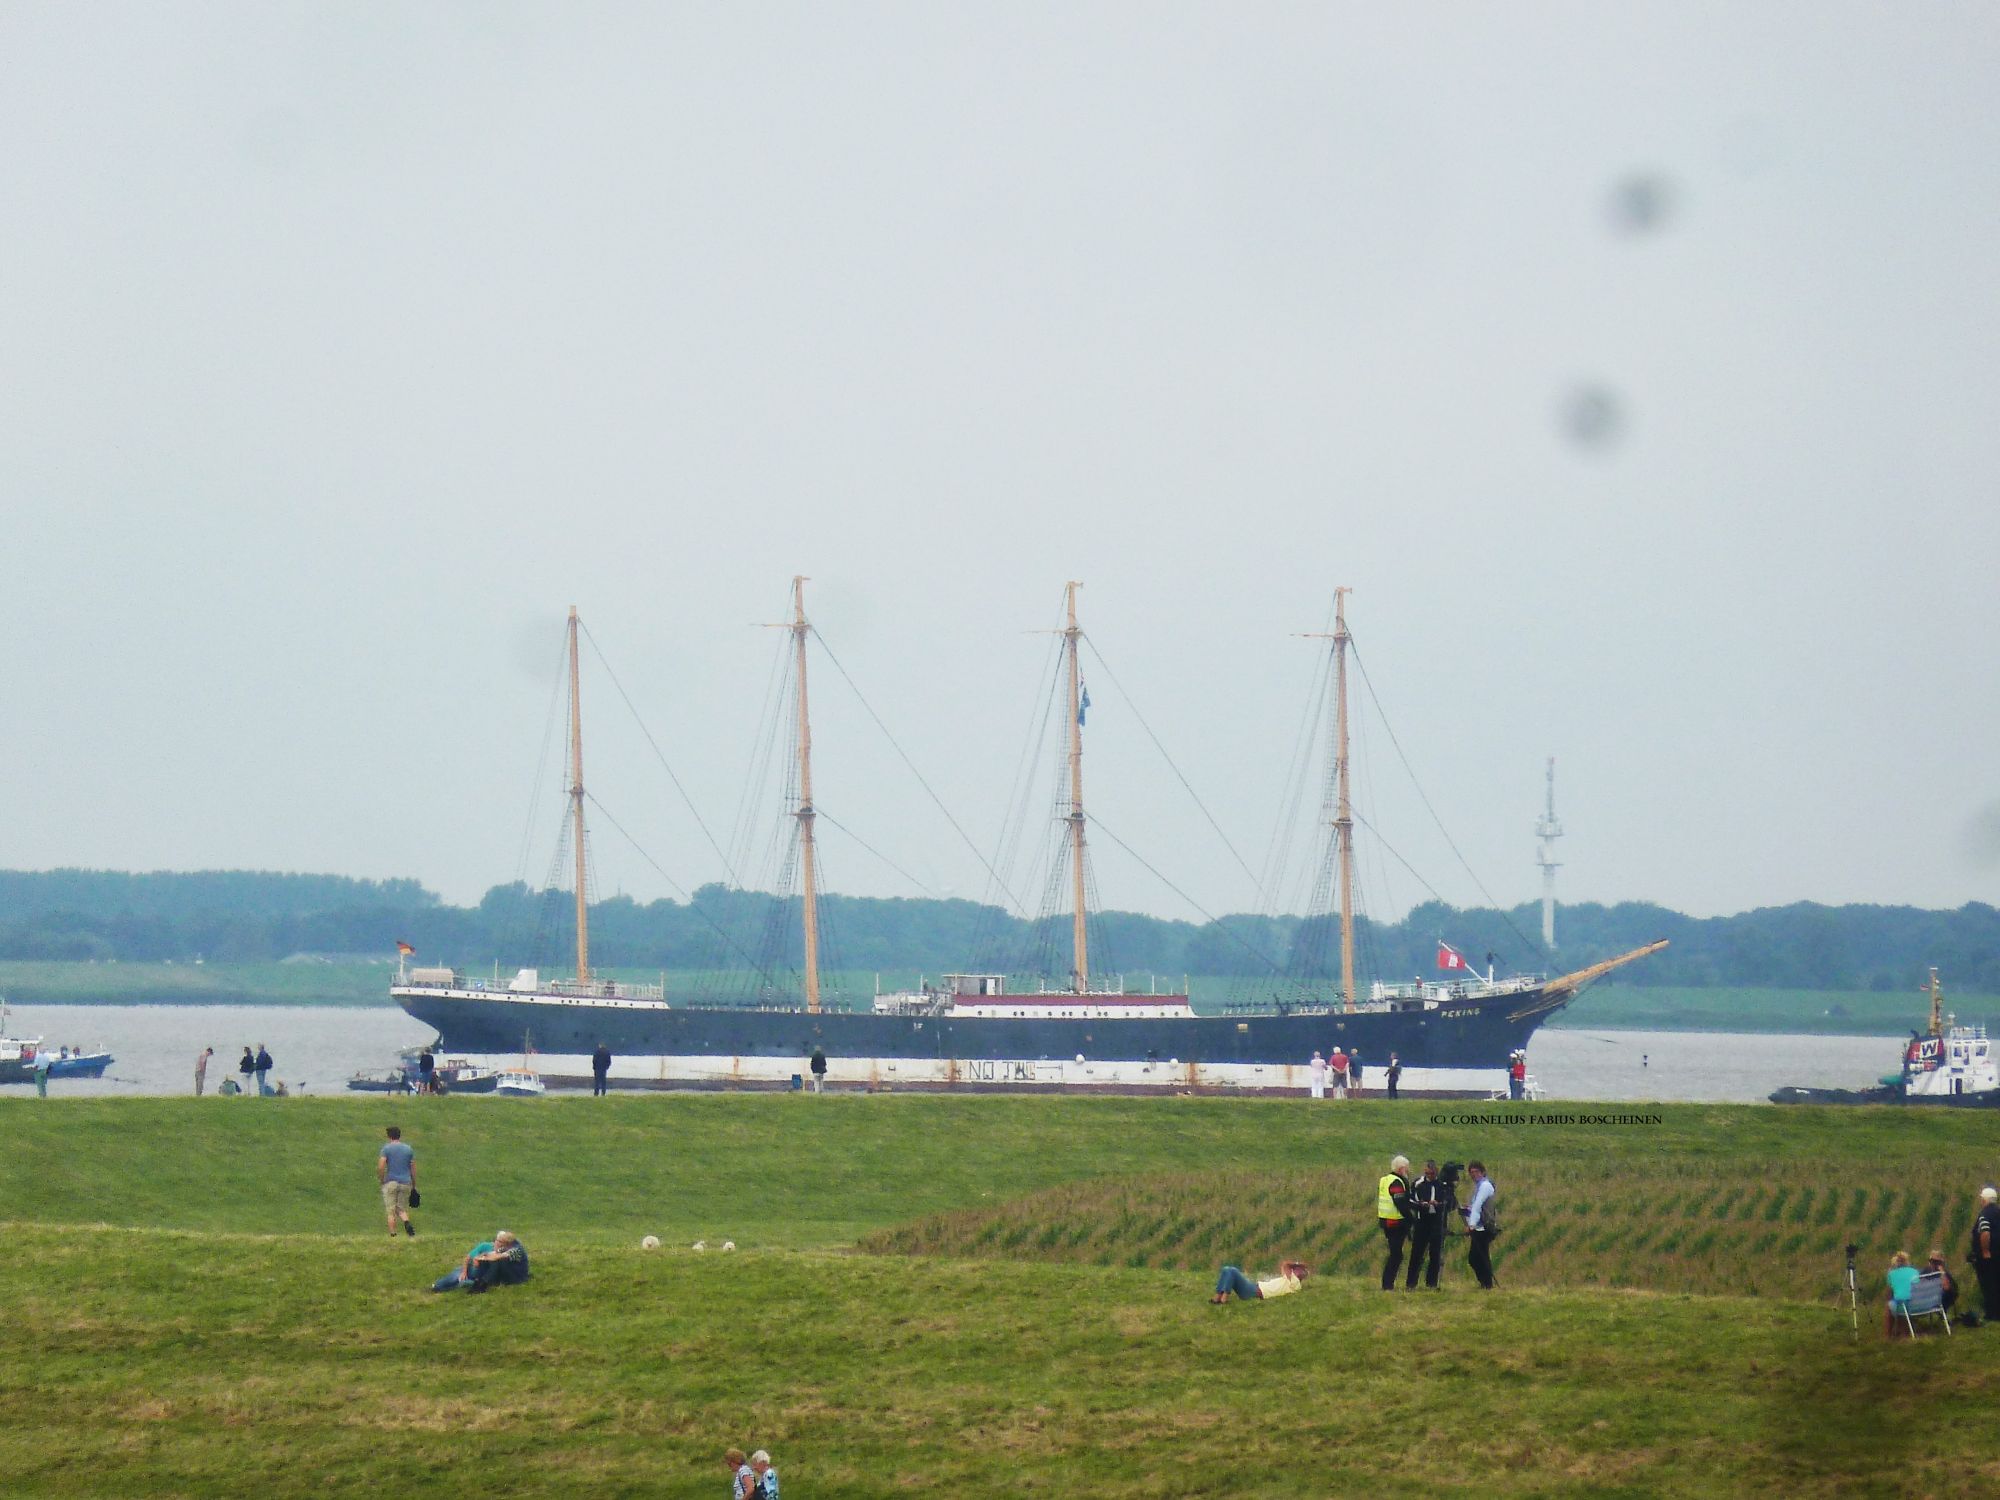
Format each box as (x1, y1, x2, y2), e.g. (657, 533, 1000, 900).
(1378, 1154, 1413, 1290)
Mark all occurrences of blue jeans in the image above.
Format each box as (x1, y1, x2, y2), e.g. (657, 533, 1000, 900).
(432, 1268, 487, 1292)
(1215, 1265, 1260, 1300)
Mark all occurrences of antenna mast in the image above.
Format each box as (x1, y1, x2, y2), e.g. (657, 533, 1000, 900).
(1535, 755, 1564, 950)
(1331, 589, 1356, 1011)
(1063, 581, 1090, 993)
(566, 606, 590, 984)
(1926, 966, 1942, 1039)
(790, 577, 823, 1014)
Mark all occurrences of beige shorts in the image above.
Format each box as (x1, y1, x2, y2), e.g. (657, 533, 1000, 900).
(382, 1180, 412, 1215)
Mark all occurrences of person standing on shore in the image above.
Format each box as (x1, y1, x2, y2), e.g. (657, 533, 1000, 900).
(1386, 1052, 1402, 1100)
(1461, 1161, 1498, 1289)
(34, 1051, 50, 1097)
(195, 1047, 213, 1096)
(417, 1047, 436, 1095)
(810, 1048, 827, 1095)
(379, 1126, 417, 1239)
(1308, 1050, 1327, 1101)
(238, 1047, 255, 1094)
(254, 1044, 273, 1096)
(1329, 1046, 1348, 1100)
(1972, 1186, 2000, 1321)
(591, 1042, 612, 1097)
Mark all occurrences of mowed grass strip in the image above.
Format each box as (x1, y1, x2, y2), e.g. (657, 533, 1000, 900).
(5, 1226, 1997, 1499)
(864, 1159, 1986, 1303)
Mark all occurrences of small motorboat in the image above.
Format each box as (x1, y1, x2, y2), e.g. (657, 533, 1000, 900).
(345, 1043, 500, 1094)
(43, 1048, 113, 1079)
(493, 1030, 545, 1097)
(493, 1067, 546, 1098)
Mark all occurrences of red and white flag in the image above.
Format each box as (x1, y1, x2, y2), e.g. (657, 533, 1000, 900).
(1436, 941, 1467, 972)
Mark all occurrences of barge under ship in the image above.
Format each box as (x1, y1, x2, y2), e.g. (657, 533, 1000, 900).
(393, 586, 1664, 1093)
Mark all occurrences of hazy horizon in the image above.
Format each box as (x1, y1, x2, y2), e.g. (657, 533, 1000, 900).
(4, 6, 1995, 926)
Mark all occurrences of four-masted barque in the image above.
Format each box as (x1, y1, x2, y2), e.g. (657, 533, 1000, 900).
(391, 586, 1665, 1093)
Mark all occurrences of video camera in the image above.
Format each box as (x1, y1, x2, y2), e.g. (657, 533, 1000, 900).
(1440, 1162, 1466, 1188)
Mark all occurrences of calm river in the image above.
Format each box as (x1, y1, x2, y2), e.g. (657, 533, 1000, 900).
(0, 1003, 1902, 1102)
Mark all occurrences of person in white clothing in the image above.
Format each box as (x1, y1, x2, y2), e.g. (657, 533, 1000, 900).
(1308, 1051, 1327, 1101)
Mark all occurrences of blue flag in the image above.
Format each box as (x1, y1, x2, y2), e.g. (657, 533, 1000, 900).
(1078, 685, 1091, 726)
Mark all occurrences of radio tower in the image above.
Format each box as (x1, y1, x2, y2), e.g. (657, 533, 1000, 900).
(1535, 756, 1563, 949)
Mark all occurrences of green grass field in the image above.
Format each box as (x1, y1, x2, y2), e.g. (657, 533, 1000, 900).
(8, 960, 1994, 1036)
(4, 1095, 1998, 1497)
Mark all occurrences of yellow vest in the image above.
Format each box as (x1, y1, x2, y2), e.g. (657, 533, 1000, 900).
(1378, 1173, 1406, 1220)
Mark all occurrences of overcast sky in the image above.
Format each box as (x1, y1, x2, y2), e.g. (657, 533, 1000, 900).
(4, 4, 1996, 928)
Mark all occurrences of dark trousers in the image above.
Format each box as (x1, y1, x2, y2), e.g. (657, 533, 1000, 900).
(1977, 1263, 2000, 1321)
(1380, 1219, 1409, 1289)
(1406, 1215, 1444, 1288)
(1387, 1076, 1399, 1099)
(1469, 1229, 1497, 1288)
(592, 1070, 608, 1096)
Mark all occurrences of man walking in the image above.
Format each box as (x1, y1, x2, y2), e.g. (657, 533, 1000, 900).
(1972, 1185, 2000, 1321)
(379, 1125, 417, 1239)
(1405, 1159, 1452, 1289)
(254, 1043, 273, 1096)
(1378, 1154, 1412, 1290)
(591, 1042, 612, 1097)
(1462, 1161, 1498, 1289)
(810, 1048, 827, 1095)
(195, 1047, 213, 1096)
(1386, 1052, 1402, 1100)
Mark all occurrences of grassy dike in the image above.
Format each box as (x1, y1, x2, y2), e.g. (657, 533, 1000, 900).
(4, 1095, 1998, 1498)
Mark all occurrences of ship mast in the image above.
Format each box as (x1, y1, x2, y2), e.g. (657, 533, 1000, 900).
(1064, 581, 1090, 993)
(1535, 756, 1564, 949)
(1926, 966, 1942, 1039)
(1332, 588, 1356, 1012)
(566, 606, 590, 985)
(790, 577, 823, 1014)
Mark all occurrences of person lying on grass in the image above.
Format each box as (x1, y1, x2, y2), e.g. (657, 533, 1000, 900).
(430, 1230, 530, 1293)
(1209, 1260, 1310, 1304)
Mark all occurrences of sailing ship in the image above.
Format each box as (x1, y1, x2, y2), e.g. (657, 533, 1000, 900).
(1771, 969, 1998, 1107)
(392, 587, 1664, 1093)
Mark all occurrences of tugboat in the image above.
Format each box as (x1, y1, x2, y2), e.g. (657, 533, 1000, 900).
(1771, 969, 1997, 1107)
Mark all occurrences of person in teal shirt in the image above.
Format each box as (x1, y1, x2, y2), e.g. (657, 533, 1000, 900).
(1885, 1251, 1920, 1337)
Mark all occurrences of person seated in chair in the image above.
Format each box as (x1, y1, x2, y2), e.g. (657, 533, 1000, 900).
(431, 1230, 530, 1292)
(1884, 1250, 1919, 1337)
(1925, 1249, 1959, 1313)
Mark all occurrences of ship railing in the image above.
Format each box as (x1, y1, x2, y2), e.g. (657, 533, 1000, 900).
(395, 973, 665, 1002)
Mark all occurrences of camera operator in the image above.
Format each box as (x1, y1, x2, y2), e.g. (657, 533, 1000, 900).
(1404, 1160, 1456, 1290)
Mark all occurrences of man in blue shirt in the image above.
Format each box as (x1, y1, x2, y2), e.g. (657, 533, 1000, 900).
(1461, 1161, 1497, 1289)
(378, 1126, 417, 1239)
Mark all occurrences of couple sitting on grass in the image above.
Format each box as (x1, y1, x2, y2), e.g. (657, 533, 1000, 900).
(430, 1230, 530, 1293)
(1209, 1259, 1310, 1304)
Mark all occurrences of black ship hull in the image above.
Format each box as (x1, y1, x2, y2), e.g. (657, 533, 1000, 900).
(392, 983, 1560, 1092)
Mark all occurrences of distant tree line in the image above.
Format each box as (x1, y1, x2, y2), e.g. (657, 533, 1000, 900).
(1, 868, 1996, 993)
